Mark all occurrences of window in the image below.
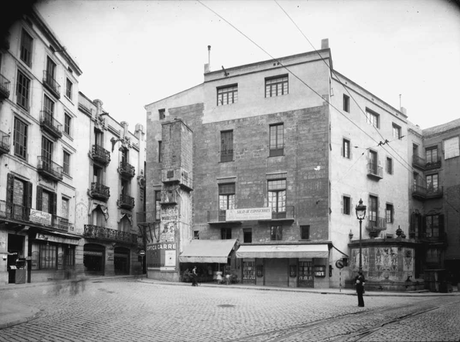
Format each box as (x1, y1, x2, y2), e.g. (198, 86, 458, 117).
(342, 196, 351, 215)
(16, 70, 31, 110)
(193, 231, 200, 239)
(159, 109, 165, 120)
(366, 109, 379, 128)
(368, 195, 378, 222)
(392, 123, 401, 139)
(243, 228, 252, 243)
(220, 130, 233, 162)
(42, 136, 53, 163)
(20, 29, 33, 67)
(426, 174, 439, 191)
(444, 136, 459, 159)
(300, 225, 310, 240)
(65, 247, 75, 267)
(36, 186, 56, 216)
(386, 203, 394, 223)
(45, 57, 56, 84)
(369, 150, 378, 174)
(219, 183, 235, 212)
(270, 225, 282, 241)
(155, 190, 161, 221)
(343, 94, 350, 112)
(64, 113, 71, 135)
(268, 179, 286, 214)
(425, 147, 438, 164)
(265, 75, 288, 97)
(425, 215, 439, 238)
(221, 227, 232, 240)
(217, 84, 238, 106)
(14, 117, 28, 159)
(426, 248, 441, 265)
(342, 139, 350, 158)
(61, 197, 69, 219)
(40, 244, 56, 269)
(44, 95, 55, 117)
(158, 141, 162, 163)
(6, 174, 32, 221)
(386, 157, 393, 174)
(269, 123, 284, 157)
(63, 150, 70, 175)
(119, 215, 131, 232)
(66, 78, 73, 99)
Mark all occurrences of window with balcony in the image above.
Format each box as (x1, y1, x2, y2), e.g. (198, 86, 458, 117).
(45, 57, 58, 94)
(368, 195, 378, 222)
(392, 123, 402, 139)
(425, 215, 440, 238)
(42, 136, 53, 163)
(366, 109, 379, 128)
(342, 139, 350, 159)
(6, 173, 32, 221)
(16, 70, 30, 110)
(265, 75, 288, 97)
(425, 146, 438, 164)
(219, 183, 235, 221)
(243, 228, 252, 243)
(217, 84, 238, 106)
(20, 29, 33, 67)
(270, 225, 282, 241)
(44, 94, 55, 117)
(220, 130, 233, 162)
(221, 227, 232, 240)
(64, 113, 71, 136)
(343, 94, 350, 113)
(426, 174, 439, 191)
(386, 203, 394, 223)
(342, 196, 351, 215)
(14, 117, 28, 160)
(63, 150, 70, 175)
(269, 123, 284, 157)
(65, 78, 73, 99)
(36, 186, 56, 225)
(268, 179, 286, 215)
(300, 225, 310, 240)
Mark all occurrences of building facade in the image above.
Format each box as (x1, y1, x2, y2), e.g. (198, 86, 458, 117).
(145, 42, 425, 289)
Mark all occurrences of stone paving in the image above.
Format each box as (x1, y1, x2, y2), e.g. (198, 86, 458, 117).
(0, 278, 459, 341)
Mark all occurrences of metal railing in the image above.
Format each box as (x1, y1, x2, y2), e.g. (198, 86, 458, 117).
(43, 70, 61, 98)
(37, 156, 63, 181)
(412, 155, 426, 170)
(89, 182, 110, 201)
(40, 110, 63, 138)
(412, 184, 443, 200)
(0, 129, 10, 154)
(0, 73, 11, 99)
(91, 144, 111, 165)
(367, 162, 383, 179)
(117, 161, 135, 178)
(117, 193, 135, 209)
(83, 224, 137, 244)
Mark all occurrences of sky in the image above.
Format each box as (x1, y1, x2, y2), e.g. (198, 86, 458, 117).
(34, 0, 460, 132)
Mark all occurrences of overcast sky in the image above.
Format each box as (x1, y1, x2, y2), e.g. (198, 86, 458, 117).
(35, 0, 460, 132)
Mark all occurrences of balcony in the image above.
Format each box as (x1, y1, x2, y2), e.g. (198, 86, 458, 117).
(37, 156, 63, 182)
(260, 206, 295, 222)
(54, 216, 74, 232)
(43, 70, 61, 99)
(91, 144, 111, 165)
(0, 130, 10, 155)
(117, 161, 135, 178)
(418, 231, 447, 244)
(0, 200, 30, 222)
(365, 217, 387, 238)
(412, 155, 442, 170)
(366, 162, 383, 180)
(425, 157, 442, 171)
(40, 110, 63, 139)
(83, 224, 137, 245)
(117, 193, 135, 210)
(412, 185, 443, 201)
(0, 73, 11, 100)
(88, 182, 110, 201)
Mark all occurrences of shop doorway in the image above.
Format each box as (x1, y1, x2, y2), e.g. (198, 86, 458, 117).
(7, 235, 25, 284)
(84, 244, 105, 276)
(114, 247, 130, 275)
(265, 259, 289, 287)
(298, 261, 314, 288)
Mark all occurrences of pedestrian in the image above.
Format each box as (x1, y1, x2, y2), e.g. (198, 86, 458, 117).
(355, 271, 365, 307)
(191, 266, 198, 286)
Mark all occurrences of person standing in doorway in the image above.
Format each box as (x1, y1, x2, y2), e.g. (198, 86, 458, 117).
(191, 266, 198, 286)
(355, 271, 366, 307)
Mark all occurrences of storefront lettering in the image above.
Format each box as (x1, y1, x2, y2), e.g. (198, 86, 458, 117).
(147, 243, 176, 250)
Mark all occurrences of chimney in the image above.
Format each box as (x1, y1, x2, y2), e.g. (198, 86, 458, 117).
(321, 38, 329, 49)
(204, 45, 211, 73)
(120, 121, 129, 138)
(400, 107, 407, 116)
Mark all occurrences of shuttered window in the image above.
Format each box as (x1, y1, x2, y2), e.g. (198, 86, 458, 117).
(14, 117, 28, 159)
(220, 130, 233, 162)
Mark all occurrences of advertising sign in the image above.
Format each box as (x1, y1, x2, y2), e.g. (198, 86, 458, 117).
(29, 209, 52, 226)
(226, 207, 272, 221)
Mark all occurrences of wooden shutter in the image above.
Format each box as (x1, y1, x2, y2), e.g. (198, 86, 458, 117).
(51, 192, 57, 216)
(26, 182, 32, 209)
(36, 186, 43, 211)
(421, 216, 426, 238)
(439, 214, 445, 238)
(6, 173, 14, 203)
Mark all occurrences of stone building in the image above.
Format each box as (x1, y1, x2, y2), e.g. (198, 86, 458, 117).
(144, 41, 422, 289)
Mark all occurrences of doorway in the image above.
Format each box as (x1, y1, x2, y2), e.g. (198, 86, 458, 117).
(7, 235, 25, 283)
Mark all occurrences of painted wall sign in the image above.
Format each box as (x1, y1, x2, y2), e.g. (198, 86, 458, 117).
(226, 207, 272, 221)
(29, 209, 52, 226)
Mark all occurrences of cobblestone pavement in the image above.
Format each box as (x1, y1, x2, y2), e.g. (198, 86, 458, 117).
(0, 278, 459, 342)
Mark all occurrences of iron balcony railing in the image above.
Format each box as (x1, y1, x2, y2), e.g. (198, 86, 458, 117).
(37, 156, 63, 181)
(207, 206, 295, 223)
(40, 110, 63, 139)
(83, 224, 137, 244)
(117, 161, 135, 178)
(0, 129, 10, 154)
(365, 217, 387, 238)
(412, 184, 443, 200)
(117, 193, 135, 209)
(0, 73, 11, 100)
(0, 200, 30, 222)
(88, 182, 110, 201)
(412, 155, 426, 170)
(91, 144, 111, 165)
(366, 162, 383, 180)
(425, 157, 442, 170)
(43, 70, 61, 98)
(418, 231, 447, 243)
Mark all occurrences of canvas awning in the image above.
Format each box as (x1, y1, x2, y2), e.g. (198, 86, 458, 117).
(236, 244, 329, 259)
(179, 239, 237, 263)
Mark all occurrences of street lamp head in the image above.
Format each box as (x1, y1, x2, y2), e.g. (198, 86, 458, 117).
(355, 199, 367, 220)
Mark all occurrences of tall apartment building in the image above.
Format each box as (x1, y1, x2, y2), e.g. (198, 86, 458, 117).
(0, 8, 82, 284)
(0, 8, 146, 284)
(145, 41, 419, 289)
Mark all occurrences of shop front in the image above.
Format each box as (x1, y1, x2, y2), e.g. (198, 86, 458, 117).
(236, 244, 330, 288)
(84, 243, 105, 276)
(179, 239, 238, 283)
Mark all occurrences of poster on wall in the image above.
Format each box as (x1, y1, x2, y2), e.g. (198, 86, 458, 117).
(146, 242, 176, 271)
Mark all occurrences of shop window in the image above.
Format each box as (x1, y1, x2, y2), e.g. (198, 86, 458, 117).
(40, 243, 57, 269)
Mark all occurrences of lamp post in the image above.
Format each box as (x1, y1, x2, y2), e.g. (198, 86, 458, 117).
(355, 199, 367, 272)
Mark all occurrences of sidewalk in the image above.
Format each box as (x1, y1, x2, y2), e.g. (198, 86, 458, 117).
(1, 275, 458, 329)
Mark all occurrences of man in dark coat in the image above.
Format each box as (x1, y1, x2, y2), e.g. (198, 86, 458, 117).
(355, 271, 366, 307)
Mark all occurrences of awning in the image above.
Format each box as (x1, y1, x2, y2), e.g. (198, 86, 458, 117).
(236, 244, 329, 259)
(179, 239, 237, 263)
